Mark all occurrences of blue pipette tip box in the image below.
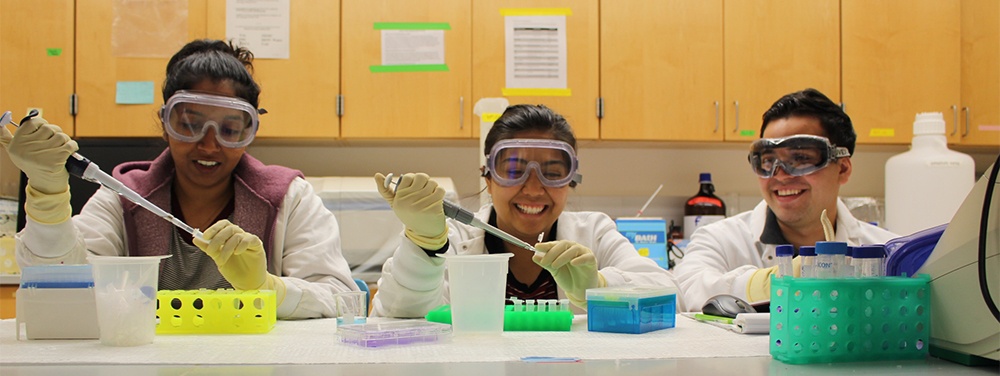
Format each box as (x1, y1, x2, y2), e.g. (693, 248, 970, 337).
(337, 320, 452, 348)
(586, 285, 677, 334)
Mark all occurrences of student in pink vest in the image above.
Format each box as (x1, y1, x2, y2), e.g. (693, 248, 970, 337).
(1, 39, 358, 319)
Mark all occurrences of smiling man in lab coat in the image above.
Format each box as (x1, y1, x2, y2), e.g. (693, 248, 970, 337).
(674, 88, 898, 312)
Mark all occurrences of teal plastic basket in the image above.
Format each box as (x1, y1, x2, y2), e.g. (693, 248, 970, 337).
(769, 275, 931, 364)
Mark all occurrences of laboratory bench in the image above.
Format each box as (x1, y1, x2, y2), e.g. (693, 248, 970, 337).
(1, 315, 996, 375)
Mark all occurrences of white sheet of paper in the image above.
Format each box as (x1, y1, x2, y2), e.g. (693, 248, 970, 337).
(226, 0, 290, 59)
(381, 30, 445, 66)
(504, 15, 567, 90)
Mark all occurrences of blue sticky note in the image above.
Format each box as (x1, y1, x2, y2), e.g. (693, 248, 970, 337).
(115, 81, 154, 104)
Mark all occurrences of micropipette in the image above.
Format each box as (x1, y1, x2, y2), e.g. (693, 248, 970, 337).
(7, 110, 204, 240)
(383, 173, 535, 252)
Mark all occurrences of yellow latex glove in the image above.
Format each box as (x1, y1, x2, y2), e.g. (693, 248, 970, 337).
(533, 240, 607, 308)
(374, 173, 448, 250)
(194, 220, 285, 302)
(0, 117, 77, 224)
(746, 256, 802, 302)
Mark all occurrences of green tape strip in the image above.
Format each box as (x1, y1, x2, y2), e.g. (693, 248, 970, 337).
(46, 48, 62, 56)
(370, 64, 450, 73)
(374, 22, 451, 30)
(739, 129, 756, 137)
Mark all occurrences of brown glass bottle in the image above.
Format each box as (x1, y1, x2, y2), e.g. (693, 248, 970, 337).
(683, 173, 726, 239)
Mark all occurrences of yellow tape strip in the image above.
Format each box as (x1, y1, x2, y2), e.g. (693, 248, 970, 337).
(500, 8, 572, 16)
(869, 128, 895, 137)
(481, 113, 502, 122)
(501, 88, 572, 97)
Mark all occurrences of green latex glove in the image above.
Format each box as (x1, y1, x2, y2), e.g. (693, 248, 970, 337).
(746, 256, 802, 302)
(533, 240, 607, 308)
(0, 117, 77, 224)
(374, 172, 448, 250)
(195, 220, 285, 302)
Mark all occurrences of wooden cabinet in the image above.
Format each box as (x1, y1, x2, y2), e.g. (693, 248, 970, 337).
(843, 0, 961, 145)
(340, 0, 472, 139)
(960, 0, 1000, 147)
(0, 0, 75, 134)
(724, 0, 840, 142)
(206, 1, 340, 139)
(75, 0, 208, 137)
(598, 0, 838, 143)
(599, 0, 723, 142)
(472, 0, 599, 140)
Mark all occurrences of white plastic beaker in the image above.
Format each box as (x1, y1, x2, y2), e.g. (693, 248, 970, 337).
(88, 255, 169, 346)
(442, 253, 513, 335)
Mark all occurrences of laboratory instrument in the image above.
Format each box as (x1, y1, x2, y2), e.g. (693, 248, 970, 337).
(814, 241, 846, 279)
(425, 297, 574, 331)
(383, 173, 534, 252)
(798, 245, 816, 278)
(683, 172, 726, 239)
(885, 112, 975, 235)
(635, 184, 663, 217)
(337, 320, 452, 348)
(6, 109, 204, 240)
(851, 245, 885, 278)
(774, 244, 793, 278)
(587, 285, 677, 334)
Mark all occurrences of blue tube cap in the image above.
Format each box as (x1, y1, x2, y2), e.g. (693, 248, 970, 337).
(853, 245, 886, 259)
(775, 244, 794, 257)
(799, 246, 816, 257)
(815, 241, 847, 255)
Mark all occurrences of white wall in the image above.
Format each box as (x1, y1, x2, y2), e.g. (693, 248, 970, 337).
(246, 140, 998, 227)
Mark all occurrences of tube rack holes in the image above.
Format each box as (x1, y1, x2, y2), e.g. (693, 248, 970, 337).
(776, 288, 784, 297)
(829, 290, 839, 301)
(865, 289, 875, 300)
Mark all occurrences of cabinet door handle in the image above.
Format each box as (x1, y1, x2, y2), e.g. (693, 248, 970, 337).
(713, 101, 719, 133)
(459, 96, 464, 130)
(732, 101, 740, 133)
(962, 107, 970, 137)
(950, 105, 958, 136)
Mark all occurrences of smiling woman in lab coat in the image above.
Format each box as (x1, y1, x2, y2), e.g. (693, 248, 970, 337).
(0, 39, 358, 319)
(370, 104, 675, 317)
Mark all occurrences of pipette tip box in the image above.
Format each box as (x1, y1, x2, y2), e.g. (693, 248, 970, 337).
(156, 289, 277, 334)
(338, 320, 452, 348)
(15, 265, 100, 340)
(586, 285, 677, 334)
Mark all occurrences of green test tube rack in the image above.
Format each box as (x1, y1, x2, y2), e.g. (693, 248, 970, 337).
(426, 300, 573, 332)
(769, 274, 931, 364)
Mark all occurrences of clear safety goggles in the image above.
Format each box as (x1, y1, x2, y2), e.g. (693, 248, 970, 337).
(748, 135, 851, 178)
(486, 139, 582, 187)
(160, 91, 259, 148)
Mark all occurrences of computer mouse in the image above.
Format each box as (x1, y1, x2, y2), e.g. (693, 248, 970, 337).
(701, 294, 757, 319)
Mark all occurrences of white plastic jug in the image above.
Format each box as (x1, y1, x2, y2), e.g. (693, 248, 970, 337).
(884, 112, 975, 236)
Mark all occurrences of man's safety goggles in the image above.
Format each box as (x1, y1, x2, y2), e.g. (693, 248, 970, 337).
(486, 139, 582, 187)
(748, 135, 851, 178)
(160, 91, 259, 148)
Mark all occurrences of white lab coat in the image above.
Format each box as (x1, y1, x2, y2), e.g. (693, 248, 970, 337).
(371, 206, 677, 317)
(15, 177, 359, 319)
(673, 199, 898, 312)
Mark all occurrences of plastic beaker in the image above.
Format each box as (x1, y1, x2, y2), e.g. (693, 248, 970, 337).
(442, 253, 513, 335)
(88, 255, 170, 346)
(335, 291, 368, 325)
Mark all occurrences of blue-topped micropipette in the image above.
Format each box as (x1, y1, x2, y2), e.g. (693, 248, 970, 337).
(383, 173, 535, 252)
(4, 110, 204, 241)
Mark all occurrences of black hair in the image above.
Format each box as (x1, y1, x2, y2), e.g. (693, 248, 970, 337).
(162, 39, 260, 108)
(760, 88, 856, 155)
(484, 104, 577, 155)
